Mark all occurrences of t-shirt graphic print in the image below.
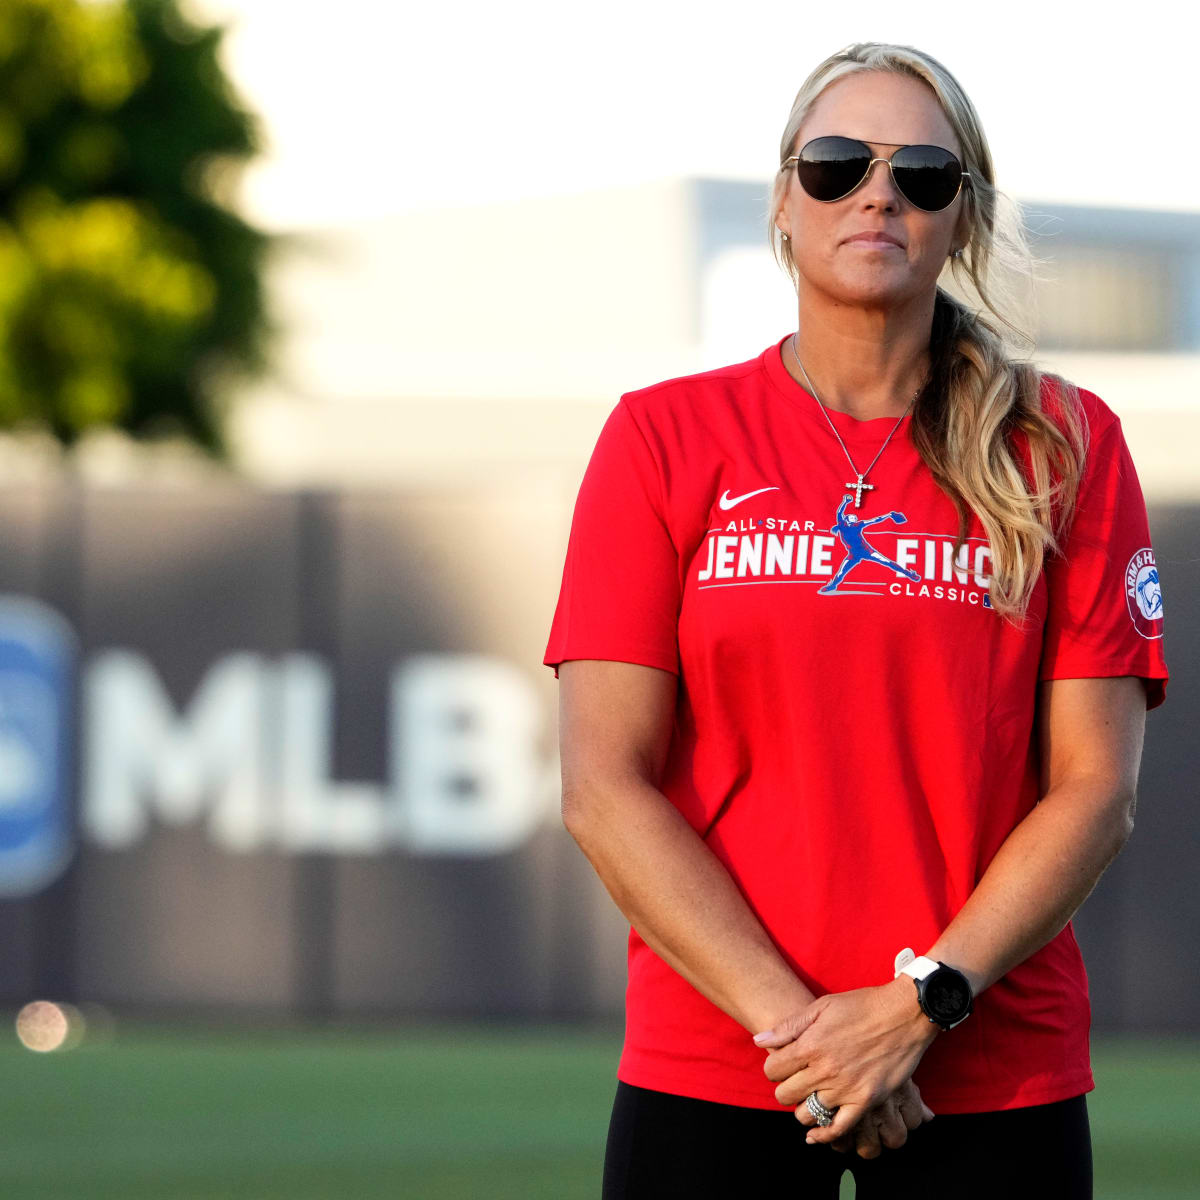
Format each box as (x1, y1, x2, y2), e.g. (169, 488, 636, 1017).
(543, 332, 1169, 1114)
(699, 490, 995, 607)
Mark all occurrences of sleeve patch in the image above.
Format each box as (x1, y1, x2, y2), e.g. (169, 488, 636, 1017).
(1125, 547, 1164, 639)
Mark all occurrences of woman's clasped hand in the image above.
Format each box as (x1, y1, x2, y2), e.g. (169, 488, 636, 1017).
(753, 978, 942, 1158)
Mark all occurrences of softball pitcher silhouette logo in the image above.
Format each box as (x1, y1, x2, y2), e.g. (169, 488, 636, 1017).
(818, 495, 923, 595)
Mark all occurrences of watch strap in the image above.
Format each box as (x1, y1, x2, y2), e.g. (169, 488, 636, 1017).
(898, 955, 941, 983)
(894, 948, 941, 981)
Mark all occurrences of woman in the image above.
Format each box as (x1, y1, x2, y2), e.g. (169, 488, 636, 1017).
(543, 41, 1169, 1199)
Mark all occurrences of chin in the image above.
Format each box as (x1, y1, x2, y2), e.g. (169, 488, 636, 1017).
(828, 278, 914, 308)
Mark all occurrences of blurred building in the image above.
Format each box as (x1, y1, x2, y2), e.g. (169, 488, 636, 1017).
(0, 183, 1195, 1031)
(226, 180, 1200, 499)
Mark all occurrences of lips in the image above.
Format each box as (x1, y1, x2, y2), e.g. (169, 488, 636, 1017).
(843, 232, 904, 248)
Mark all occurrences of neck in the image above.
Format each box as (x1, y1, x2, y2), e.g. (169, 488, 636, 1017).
(786, 285, 934, 420)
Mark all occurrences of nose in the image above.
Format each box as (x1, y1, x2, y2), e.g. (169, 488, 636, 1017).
(858, 156, 902, 211)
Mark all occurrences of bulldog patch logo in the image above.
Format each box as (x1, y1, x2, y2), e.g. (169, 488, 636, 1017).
(1125, 547, 1163, 639)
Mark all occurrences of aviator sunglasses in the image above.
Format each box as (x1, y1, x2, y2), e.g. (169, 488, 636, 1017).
(783, 136, 971, 212)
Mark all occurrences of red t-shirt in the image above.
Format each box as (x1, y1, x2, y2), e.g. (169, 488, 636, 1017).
(542, 332, 1169, 1114)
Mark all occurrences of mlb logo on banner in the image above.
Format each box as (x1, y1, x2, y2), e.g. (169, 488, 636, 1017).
(0, 596, 77, 898)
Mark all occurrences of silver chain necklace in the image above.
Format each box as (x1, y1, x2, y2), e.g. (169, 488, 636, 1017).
(790, 332, 921, 510)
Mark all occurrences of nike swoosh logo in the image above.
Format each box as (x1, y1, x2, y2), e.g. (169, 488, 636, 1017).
(718, 486, 779, 510)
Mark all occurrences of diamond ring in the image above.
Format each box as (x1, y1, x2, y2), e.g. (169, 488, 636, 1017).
(806, 1090, 837, 1127)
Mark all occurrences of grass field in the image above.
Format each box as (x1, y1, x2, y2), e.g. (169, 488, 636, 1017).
(0, 1022, 1196, 1198)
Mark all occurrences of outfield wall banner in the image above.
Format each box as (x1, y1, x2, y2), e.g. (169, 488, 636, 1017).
(0, 482, 1194, 1032)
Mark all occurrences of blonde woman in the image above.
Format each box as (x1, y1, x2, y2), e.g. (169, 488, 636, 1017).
(544, 41, 1168, 1199)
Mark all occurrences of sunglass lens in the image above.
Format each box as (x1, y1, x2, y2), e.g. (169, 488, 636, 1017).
(796, 137, 871, 202)
(891, 145, 963, 211)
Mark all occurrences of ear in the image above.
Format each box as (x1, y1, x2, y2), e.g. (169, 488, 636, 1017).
(953, 207, 972, 253)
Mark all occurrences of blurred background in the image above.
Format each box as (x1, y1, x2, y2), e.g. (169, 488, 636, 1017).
(0, 1, 1196, 1196)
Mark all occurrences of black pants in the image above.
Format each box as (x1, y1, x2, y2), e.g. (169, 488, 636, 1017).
(602, 1081, 1093, 1199)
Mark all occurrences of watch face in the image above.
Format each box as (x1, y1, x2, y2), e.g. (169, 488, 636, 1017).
(925, 971, 971, 1022)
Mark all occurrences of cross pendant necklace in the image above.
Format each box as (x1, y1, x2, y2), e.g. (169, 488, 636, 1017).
(790, 333, 920, 510)
(846, 475, 874, 508)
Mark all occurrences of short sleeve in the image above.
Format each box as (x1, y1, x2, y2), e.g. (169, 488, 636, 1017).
(1038, 410, 1169, 710)
(543, 397, 682, 679)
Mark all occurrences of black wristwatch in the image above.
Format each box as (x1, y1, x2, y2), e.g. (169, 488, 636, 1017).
(895, 953, 974, 1031)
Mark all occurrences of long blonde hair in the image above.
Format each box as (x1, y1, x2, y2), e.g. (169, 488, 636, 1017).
(767, 42, 1088, 628)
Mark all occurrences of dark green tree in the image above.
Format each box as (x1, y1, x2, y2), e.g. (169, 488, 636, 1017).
(0, 0, 275, 457)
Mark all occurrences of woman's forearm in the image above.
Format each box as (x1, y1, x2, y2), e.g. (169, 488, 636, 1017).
(926, 777, 1134, 995)
(563, 777, 815, 1033)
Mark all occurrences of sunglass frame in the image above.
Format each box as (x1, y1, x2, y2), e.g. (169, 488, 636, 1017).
(782, 136, 972, 212)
